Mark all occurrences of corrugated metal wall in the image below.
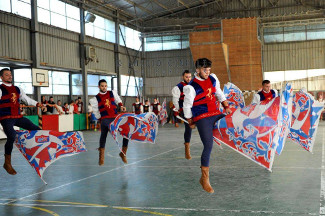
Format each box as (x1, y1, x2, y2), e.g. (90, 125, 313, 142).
(0, 13, 31, 63)
(85, 37, 115, 74)
(119, 47, 142, 77)
(263, 40, 325, 72)
(39, 24, 80, 70)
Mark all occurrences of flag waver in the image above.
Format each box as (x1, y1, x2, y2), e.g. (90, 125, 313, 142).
(15, 130, 86, 184)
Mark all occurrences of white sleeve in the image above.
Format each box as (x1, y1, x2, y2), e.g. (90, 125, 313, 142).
(140, 105, 143, 113)
(211, 74, 226, 102)
(171, 86, 181, 110)
(183, 85, 196, 119)
(274, 89, 278, 97)
(0, 88, 2, 98)
(89, 97, 101, 119)
(251, 93, 260, 104)
(18, 87, 38, 106)
(158, 105, 161, 111)
(112, 90, 122, 105)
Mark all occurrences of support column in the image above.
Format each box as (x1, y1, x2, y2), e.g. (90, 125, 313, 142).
(31, 0, 41, 102)
(114, 11, 121, 95)
(141, 36, 145, 99)
(79, 4, 88, 113)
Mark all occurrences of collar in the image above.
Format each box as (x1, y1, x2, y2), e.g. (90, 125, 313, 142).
(99, 91, 107, 95)
(2, 82, 12, 87)
(194, 74, 207, 81)
(263, 90, 271, 94)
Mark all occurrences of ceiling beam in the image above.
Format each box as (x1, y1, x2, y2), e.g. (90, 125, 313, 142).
(123, 0, 156, 15)
(151, 0, 173, 13)
(178, 0, 190, 9)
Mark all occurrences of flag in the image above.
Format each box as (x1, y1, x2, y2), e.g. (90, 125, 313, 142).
(109, 112, 159, 151)
(223, 82, 245, 109)
(288, 88, 324, 152)
(213, 83, 293, 171)
(159, 98, 168, 126)
(15, 130, 86, 184)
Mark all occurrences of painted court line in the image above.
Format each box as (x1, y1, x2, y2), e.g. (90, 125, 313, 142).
(3, 142, 200, 205)
(320, 128, 325, 215)
(111, 206, 318, 215)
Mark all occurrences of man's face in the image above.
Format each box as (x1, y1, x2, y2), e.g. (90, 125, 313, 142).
(58, 101, 61, 106)
(262, 83, 271, 93)
(78, 98, 81, 102)
(0, 70, 12, 84)
(136, 98, 139, 103)
(196, 67, 211, 80)
(154, 99, 157, 103)
(99, 82, 107, 93)
(50, 98, 54, 102)
(145, 101, 149, 105)
(183, 73, 192, 84)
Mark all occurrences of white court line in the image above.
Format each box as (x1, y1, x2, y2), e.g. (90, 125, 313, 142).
(111, 206, 318, 215)
(320, 128, 325, 215)
(0, 203, 107, 208)
(3, 142, 200, 205)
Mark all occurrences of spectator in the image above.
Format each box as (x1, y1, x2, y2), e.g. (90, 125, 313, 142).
(53, 100, 64, 115)
(63, 102, 71, 114)
(41, 96, 47, 114)
(69, 100, 75, 114)
(77, 97, 83, 113)
(46, 96, 56, 114)
(74, 99, 79, 114)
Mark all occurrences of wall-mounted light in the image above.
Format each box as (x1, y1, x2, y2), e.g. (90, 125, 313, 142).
(85, 12, 96, 23)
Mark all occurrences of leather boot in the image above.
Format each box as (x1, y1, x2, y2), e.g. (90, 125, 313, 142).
(184, 142, 192, 160)
(98, 148, 105, 166)
(3, 154, 17, 175)
(199, 166, 214, 193)
(119, 146, 128, 164)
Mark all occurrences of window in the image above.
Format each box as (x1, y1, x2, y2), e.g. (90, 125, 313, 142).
(87, 74, 112, 96)
(41, 71, 70, 95)
(14, 68, 33, 94)
(120, 75, 142, 96)
(264, 23, 325, 43)
(37, 0, 80, 33)
(119, 25, 141, 50)
(145, 34, 189, 51)
(0, 0, 31, 19)
(264, 69, 325, 84)
(72, 73, 82, 95)
(85, 12, 115, 43)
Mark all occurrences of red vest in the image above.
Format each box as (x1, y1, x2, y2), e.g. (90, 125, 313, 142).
(0, 84, 22, 121)
(95, 91, 118, 119)
(152, 103, 160, 115)
(190, 75, 222, 122)
(133, 103, 142, 114)
(176, 82, 187, 109)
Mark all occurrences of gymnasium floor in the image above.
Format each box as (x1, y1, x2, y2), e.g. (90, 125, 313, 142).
(0, 122, 324, 216)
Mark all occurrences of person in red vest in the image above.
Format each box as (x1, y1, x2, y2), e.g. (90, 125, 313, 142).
(132, 97, 143, 114)
(183, 58, 231, 193)
(0, 68, 44, 175)
(251, 80, 278, 104)
(151, 98, 161, 116)
(172, 69, 193, 160)
(89, 79, 128, 166)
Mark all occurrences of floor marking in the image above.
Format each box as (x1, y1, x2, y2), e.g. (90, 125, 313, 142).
(112, 206, 318, 215)
(320, 128, 325, 215)
(6, 204, 59, 216)
(3, 142, 200, 205)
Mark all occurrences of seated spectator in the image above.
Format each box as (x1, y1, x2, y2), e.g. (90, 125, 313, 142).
(46, 96, 56, 114)
(74, 99, 80, 114)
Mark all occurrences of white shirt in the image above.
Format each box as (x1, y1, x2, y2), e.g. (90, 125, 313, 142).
(89, 90, 122, 119)
(53, 105, 64, 114)
(183, 73, 226, 119)
(171, 82, 185, 111)
(251, 89, 278, 104)
(150, 103, 161, 112)
(88, 105, 93, 113)
(0, 83, 38, 106)
(132, 102, 143, 113)
(68, 105, 74, 114)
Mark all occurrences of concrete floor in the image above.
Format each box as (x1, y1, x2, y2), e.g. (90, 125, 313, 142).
(0, 122, 324, 216)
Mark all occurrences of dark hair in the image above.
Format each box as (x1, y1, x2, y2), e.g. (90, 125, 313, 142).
(195, 58, 212, 69)
(182, 70, 191, 76)
(0, 68, 10, 76)
(75, 99, 78, 102)
(64, 102, 68, 105)
(70, 100, 74, 104)
(262, 80, 271, 85)
(50, 96, 53, 99)
(78, 97, 81, 99)
(98, 79, 107, 86)
(57, 100, 61, 102)
(145, 100, 148, 102)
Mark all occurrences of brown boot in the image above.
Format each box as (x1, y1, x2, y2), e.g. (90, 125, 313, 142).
(3, 154, 17, 175)
(98, 148, 105, 166)
(199, 166, 214, 193)
(175, 123, 179, 127)
(119, 146, 128, 164)
(184, 142, 192, 160)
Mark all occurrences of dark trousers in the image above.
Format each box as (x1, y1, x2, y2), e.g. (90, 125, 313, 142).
(196, 114, 225, 167)
(1, 117, 41, 155)
(181, 113, 192, 143)
(100, 118, 129, 149)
